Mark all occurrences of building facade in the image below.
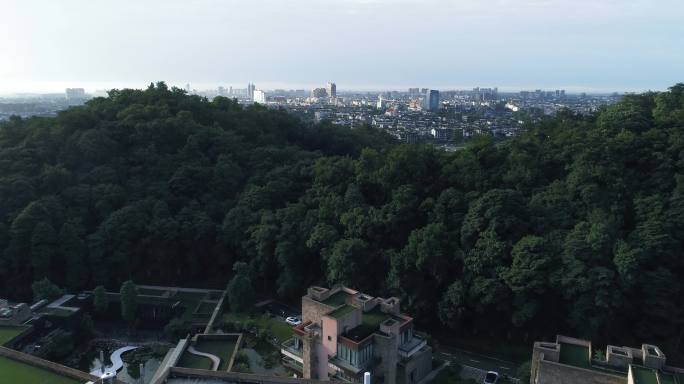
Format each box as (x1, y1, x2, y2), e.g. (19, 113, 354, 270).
(327, 82, 337, 99)
(530, 335, 684, 384)
(423, 90, 440, 111)
(281, 286, 432, 384)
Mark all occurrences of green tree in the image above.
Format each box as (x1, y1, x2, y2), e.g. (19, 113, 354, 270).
(120, 280, 138, 326)
(31, 278, 62, 302)
(93, 285, 109, 315)
(227, 262, 255, 313)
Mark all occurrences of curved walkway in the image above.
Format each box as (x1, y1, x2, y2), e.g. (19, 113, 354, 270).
(91, 346, 140, 377)
(187, 345, 220, 371)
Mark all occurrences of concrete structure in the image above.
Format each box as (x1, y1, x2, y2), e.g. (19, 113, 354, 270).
(530, 335, 684, 384)
(0, 300, 31, 325)
(282, 286, 432, 383)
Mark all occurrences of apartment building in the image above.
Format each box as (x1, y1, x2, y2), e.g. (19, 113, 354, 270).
(530, 335, 684, 384)
(281, 286, 432, 384)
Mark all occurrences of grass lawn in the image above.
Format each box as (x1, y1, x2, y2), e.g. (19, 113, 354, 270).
(174, 291, 207, 321)
(195, 338, 238, 370)
(322, 290, 351, 306)
(0, 356, 80, 384)
(0, 325, 28, 346)
(222, 312, 293, 343)
(176, 351, 213, 370)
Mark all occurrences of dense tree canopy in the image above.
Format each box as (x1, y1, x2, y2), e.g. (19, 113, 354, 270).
(1, 82, 683, 353)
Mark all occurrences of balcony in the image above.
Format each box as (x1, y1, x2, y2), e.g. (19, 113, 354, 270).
(281, 338, 303, 363)
(398, 335, 427, 359)
(282, 356, 304, 372)
(329, 354, 374, 375)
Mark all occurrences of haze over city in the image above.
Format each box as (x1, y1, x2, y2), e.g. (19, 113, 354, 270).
(2, 0, 683, 94)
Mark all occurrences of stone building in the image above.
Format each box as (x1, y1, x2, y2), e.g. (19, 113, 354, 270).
(281, 286, 432, 383)
(530, 335, 684, 384)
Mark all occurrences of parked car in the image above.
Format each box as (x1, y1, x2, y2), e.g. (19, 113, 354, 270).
(286, 316, 302, 326)
(483, 371, 499, 384)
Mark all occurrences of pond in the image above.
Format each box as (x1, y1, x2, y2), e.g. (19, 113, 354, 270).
(81, 343, 171, 384)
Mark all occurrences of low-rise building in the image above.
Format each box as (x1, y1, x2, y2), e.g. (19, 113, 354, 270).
(530, 335, 684, 384)
(281, 286, 432, 383)
(0, 299, 31, 326)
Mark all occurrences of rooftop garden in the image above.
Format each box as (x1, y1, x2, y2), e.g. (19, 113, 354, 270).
(329, 305, 356, 319)
(559, 343, 591, 369)
(343, 307, 389, 342)
(658, 373, 676, 384)
(0, 325, 29, 346)
(322, 291, 351, 307)
(0, 356, 81, 384)
(632, 366, 658, 384)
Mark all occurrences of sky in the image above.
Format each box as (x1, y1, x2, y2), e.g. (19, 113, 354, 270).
(1, 0, 683, 94)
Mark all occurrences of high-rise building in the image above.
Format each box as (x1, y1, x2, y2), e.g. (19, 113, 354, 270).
(253, 89, 266, 103)
(408, 88, 420, 96)
(247, 83, 256, 100)
(327, 82, 337, 98)
(423, 89, 440, 111)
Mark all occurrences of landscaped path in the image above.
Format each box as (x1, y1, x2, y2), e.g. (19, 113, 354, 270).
(187, 345, 220, 371)
(90, 345, 140, 377)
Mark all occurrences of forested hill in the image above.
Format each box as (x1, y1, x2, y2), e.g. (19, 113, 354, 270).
(2, 82, 684, 351)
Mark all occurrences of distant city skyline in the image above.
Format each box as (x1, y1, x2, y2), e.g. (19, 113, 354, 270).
(1, 0, 682, 95)
(0, 81, 660, 97)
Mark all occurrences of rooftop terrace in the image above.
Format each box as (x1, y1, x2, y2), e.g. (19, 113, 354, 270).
(328, 305, 356, 319)
(342, 307, 390, 342)
(321, 291, 351, 307)
(632, 366, 659, 384)
(558, 342, 591, 370)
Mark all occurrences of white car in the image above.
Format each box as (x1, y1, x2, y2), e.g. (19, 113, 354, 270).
(286, 316, 302, 326)
(483, 371, 499, 384)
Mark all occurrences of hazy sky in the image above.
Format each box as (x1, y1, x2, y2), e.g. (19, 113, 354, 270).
(1, 0, 683, 93)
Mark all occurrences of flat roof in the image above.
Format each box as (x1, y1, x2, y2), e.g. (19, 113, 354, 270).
(0, 355, 81, 384)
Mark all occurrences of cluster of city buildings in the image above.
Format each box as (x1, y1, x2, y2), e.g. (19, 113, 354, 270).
(2, 83, 621, 151)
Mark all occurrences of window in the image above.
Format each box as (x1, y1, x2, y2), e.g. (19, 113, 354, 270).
(328, 335, 332, 341)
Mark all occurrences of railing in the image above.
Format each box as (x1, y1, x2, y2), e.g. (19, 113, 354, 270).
(398, 335, 427, 359)
(282, 356, 304, 372)
(281, 338, 303, 357)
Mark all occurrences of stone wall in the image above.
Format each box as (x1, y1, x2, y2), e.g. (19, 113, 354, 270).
(0, 345, 108, 383)
(535, 359, 626, 384)
(168, 366, 335, 383)
(302, 296, 334, 324)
